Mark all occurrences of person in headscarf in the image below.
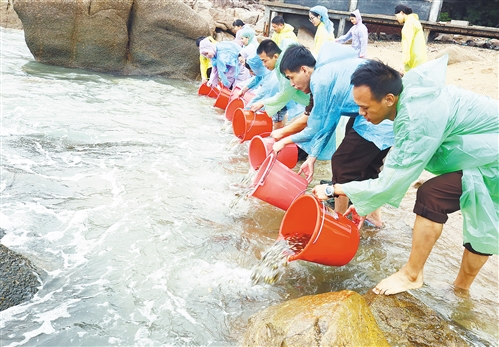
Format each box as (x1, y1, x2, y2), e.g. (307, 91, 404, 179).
(314, 58, 498, 296)
(199, 38, 250, 89)
(196, 36, 217, 84)
(236, 27, 267, 91)
(309, 5, 335, 56)
(233, 19, 250, 46)
(336, 10, 368, 58)
(394, 4, 427, 72)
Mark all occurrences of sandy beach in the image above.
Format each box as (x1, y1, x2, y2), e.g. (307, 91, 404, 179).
(367, 40, 498, 99)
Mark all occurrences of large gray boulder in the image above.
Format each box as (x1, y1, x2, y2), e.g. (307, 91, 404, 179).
(13, 0, 211, 79)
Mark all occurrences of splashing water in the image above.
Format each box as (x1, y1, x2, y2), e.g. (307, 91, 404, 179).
(224, 137, 241, 151)
(228, 169, 257, 210)
(251, 233, 312, 285)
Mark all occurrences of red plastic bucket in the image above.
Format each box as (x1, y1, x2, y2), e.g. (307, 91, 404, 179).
(278, 194, 359, 266)
(248, 152, 308, 210)
(214, 87, 231, 109)
(248, 135, 298, 170)
(232, 108, 272, 143)
(225, 90, 256, 121)
(197, 83, 219, 98)
(225, 98, 245, 121)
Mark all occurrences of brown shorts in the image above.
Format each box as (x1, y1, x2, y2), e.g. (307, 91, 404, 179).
(413, 171, 491, 256)
(331, 118, 390, 184)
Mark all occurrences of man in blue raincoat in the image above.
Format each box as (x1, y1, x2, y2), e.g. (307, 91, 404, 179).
(314, 58, 498, 295)
(276, 42, 394, 224)
(250, 39, 309, 136)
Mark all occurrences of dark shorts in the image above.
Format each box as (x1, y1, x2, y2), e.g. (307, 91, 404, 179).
(297, 147, 308, 161)
(273, 106, 287, 123)
(331, 119, 390, 184)
(413, 171, 492, 256)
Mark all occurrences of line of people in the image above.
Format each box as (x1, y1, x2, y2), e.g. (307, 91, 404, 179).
(196, 5, 498, 297)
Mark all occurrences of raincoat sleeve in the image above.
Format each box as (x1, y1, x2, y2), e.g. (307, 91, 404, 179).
(261, 70, 309, 116)
(200, 54, 211, 80)
(342, 110, 445, 216)
(246, 75, 262, 91)
(215, 56, 231, 88)
(336, 28, 352, 43)
(208, 64, 219, 87)
(289, 74, 340, 158)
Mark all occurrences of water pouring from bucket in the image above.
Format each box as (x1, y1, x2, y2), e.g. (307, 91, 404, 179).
(279, 194, 359, 266)
(251, 194, 359, 285)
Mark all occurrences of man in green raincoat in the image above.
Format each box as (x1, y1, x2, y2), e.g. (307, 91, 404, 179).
(313, 57, 498, 295)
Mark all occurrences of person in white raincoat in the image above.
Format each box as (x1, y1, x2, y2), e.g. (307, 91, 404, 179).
(335, 9, 368, 58)
(313, 57, 498, 295)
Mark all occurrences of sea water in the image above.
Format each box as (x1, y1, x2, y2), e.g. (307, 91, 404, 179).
(1, 27, 498, 346)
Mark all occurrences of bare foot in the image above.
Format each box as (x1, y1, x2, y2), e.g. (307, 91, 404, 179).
(365, 208, 383, 228)
(372, 268, 423, 295)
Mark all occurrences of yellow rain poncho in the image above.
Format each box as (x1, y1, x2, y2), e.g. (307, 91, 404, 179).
(342, 56, 499, 255)
(271, 23, 298, 48)
(310, 6, 335, 56)
(199, 36, 217, 80)
(401, 13, 427, 71)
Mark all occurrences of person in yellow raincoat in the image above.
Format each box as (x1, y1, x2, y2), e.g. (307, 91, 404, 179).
(196, 36, 217, 84)
(309, 5, 335, 56)
(313, 57, 498, 296)
(395, 4, 427, 72)
(270, 15, 298, 48)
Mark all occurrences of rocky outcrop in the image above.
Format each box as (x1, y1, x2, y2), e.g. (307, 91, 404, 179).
(0, 0, 22, 29)
(0, 243, 43, 311)
(242, 289, 470, 347)
(240, 290, 390, 346)
(365, 291, 469, 346)
(13, 0, 212, 79)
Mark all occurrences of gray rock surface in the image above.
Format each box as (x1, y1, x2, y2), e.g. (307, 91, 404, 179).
(13, 0, 211, 79)
(364, 290, 469, 346)
(0, 244, 43, 311)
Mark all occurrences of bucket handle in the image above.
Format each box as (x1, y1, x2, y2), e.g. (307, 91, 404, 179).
(246, 112, 270, 133)
(312, 201, 339, 244)
(257, 152, 278, 187)
(312, 202, 327, 244)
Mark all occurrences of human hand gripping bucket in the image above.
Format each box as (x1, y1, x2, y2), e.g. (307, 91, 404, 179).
(278, 194, 359, 266)
(248, 135, 298, 170)
(224, 89, 255, 121)
(248, 152, 308, 210)
(232, 108, 273, 143)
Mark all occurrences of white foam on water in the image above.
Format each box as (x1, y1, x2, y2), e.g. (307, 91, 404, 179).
(3, 299, 80, 347)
